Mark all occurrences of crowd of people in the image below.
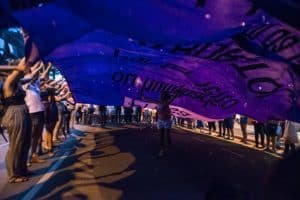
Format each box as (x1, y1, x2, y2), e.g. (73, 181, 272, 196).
(0, 59, 75, 183)
(75, 103, 299, 158)
(181, 117, 299, 156)
(0, 59, 299, 184)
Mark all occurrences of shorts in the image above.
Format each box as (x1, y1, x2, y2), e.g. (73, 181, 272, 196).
(157, 119, 172, 129)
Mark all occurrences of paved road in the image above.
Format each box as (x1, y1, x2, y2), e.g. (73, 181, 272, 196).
(0, 124, 279, 200)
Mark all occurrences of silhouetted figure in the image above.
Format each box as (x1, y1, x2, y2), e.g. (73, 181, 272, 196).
(99, 105, 107, 126)
(240, 116, 248, 144)
(218, 120, 225, 137)
(224, 115, 235, 140)
(253, 121, 265, 148)
(115, 105, 121, 124)
(136, 105, 142, 123)
(75, 106, 82, 124)
(208, 121, 216, 135)
(87, 104, 94, 125)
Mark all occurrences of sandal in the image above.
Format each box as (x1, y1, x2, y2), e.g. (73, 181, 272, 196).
(8, 176, 29, 183)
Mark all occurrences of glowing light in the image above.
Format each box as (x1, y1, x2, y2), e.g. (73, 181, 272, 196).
(52, 20, 56, 27)
(135, 77, 143, 86)
(205, 13, 211, 19)
(241, 21, 246, 26)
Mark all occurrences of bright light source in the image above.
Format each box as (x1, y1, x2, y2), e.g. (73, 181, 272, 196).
(205, 13, 211, 19)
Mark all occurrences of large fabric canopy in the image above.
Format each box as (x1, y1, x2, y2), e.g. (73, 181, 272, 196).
(1, 0, 300, 121)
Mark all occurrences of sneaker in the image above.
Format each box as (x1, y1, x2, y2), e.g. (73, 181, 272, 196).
(31, 155, 46, 164)
(48, 151, 54, 157)
(27, 162, 32, 167)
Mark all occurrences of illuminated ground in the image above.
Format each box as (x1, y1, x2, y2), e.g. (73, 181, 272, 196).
(0, 124, 278, 200)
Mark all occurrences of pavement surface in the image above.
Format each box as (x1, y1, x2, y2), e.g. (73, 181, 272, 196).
(0, 124, 280, 200)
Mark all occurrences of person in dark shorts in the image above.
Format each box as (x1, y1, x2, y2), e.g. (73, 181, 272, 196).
(265, 120, 278, 152)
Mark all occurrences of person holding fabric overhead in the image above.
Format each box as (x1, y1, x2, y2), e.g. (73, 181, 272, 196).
(140, 89, 181, 157)
(156, 90, 181, 157)
(22, 61, 46, 165)
(2, 58, 40, 183)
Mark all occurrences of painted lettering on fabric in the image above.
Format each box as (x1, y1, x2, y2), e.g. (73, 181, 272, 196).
(112, 71, 239, 109)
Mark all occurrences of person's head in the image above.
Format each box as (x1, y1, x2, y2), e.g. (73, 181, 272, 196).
(160, 91, 171, 103)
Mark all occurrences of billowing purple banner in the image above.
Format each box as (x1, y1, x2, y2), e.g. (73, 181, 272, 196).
(3, 0, 300, 122)
(123, 97, 219, 121)
(44, 28, 298, 121)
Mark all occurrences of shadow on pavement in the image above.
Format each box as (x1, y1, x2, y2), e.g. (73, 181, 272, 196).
(2, 126, 280, 200)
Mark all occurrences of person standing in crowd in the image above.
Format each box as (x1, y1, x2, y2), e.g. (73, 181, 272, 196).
(253, 120, 265, 148)
(52, 89, 66, 142)
(62, 102, 71, 136)
(99, 105, 107, 126)
(240, 115, 248, 144)
(76, 106, 82, 124)
(2, 58, 33, 183)
(124, 105, 133, 124)
(92, 105, 100, 125)
(44, 84, 70, 154)
(283, 120, 299, 156)
(23, 62, 48, 165)
(136, 105, 142, 123)
(151, 107, 158, 128)
(44, 88, 58, 156)
(208, 121, 216, 135)
(65, 95, 75, 129)
(265, 120, 278, 152)
(196, 120, 204, 133)
(115, 105, 121, 124)
(224, 115, 235, 140)
(218, 120, 225, 137)
(82, 105, 88, 124)
(128, 105, 133, 123)
(87, 104, 94, 125)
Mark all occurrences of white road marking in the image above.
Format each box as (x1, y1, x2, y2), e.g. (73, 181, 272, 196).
(21, 151, 71, 200)
(222, 148, 244, 158)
